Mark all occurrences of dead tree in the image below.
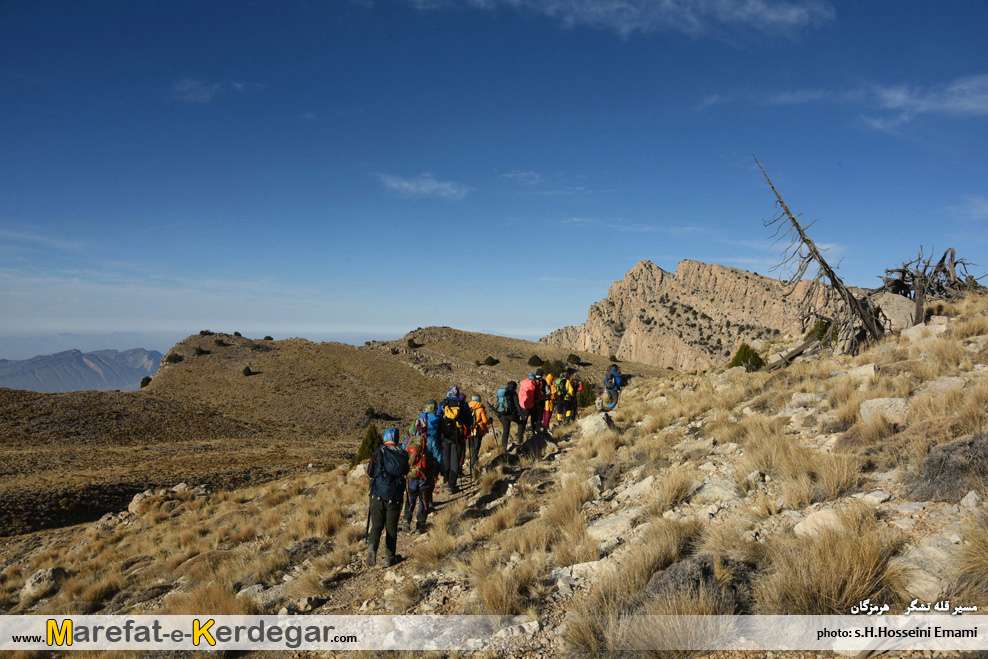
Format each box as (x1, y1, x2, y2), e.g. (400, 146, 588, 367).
(879, 247, 983, 324)
(755, 157, 883, 359)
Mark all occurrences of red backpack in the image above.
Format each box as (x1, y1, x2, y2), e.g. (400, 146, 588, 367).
(518, 379, 536, 409)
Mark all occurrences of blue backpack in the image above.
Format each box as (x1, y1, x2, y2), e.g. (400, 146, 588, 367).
(369, 444, 409, 501)
(496, 386, 508, 413)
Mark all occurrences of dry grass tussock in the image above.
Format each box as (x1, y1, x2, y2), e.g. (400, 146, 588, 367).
(952, 514, 988, 609)
(564, 519, 700, 657)
(3, 469, 366, 616)
(465, 548, 551, 615)
(754, 504, 910, 614)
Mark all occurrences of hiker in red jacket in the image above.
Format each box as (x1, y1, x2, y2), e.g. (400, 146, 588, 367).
(517, 373, 539, 437)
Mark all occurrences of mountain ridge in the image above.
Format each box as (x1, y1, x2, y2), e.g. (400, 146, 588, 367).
(0, 347, 162, 393)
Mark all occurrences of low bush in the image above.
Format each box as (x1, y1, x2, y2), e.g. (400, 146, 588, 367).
(242, 366, 252, 377)
(140, 376, 152, 389)
(484, 356, 499, 366)
(164, 353, 183, 364)
(528, 355, 543, 367)
(728, 343, 765, 372)
(407, 338, 420, 349)
(214, 338, 228, 347)
(351, 424, 382, 466)
(263, 335, 273, 341)
(566, 353, 581, 364)
(199, 330, 214, 336)
(193, 347, 208, 356)
(233, 331, 242, 337)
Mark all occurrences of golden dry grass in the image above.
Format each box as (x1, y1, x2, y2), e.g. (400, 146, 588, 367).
(753, 505, 909, 614)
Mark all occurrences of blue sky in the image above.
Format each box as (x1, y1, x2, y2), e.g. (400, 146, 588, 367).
(2, 1, 987, 358)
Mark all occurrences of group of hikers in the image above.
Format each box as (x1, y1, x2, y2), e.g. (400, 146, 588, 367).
(363, 366, 623, 567)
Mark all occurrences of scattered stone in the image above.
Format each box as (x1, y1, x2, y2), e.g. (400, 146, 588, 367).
(22, 567, 68, 599)
(848, 364, 877, 383)
(859, 397, 911, 426)
(790, 392, 823, 407)
(861, 490, 891, 505)
(171, 482, 189, 493)
(577, 413, 616, 439)
(692, 478, 740, 505)
(895, 542, 954, 602)
(793, 508, 842, 539)
(127, 490, 155, 514)
(874, 292, 918, 333)
(919, 376, 968, 396)
(961, 490, 982, 509)
(746, 470, 765, 486)
(616, 475, 655, 501)
(349, 463, 368, 481)
(902, 323, 948, 343)
(587, 506, 643, 542)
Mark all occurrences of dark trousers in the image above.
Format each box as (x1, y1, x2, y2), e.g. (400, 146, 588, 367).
(367, 495, 401, 559)
(499, 413, 524, 450)
(441, 439, 462, 489)
(468, 434, 482, 473)
(404, 478, 431, 529)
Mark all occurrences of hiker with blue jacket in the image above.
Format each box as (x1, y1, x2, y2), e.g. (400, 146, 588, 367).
(605, 366, 622, 409)
(365, 427, 409, 567)
(401, 402, 444, 534)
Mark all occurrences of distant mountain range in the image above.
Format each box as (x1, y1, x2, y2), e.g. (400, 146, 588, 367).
(0, 348, 162, 392)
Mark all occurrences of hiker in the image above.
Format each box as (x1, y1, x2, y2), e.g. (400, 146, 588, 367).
(495, 380, 524, 451)
(533, 368, 550, 433)
(401, 412, 442, 534)
(543, 371, 556, 430)
(437, 386, 472, 494)
(518, 373, 539, 435)
(555, 371, 575, 424)
(467, 394, 490, 474)
(605, 366, 622, 408)
(365, 427, 409, 567)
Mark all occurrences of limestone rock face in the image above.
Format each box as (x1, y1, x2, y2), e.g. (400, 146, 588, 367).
(541, 260, 815, 370)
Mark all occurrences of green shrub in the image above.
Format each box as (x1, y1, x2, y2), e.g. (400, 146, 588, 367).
(484, 356, 499, 366)
(391, 347, 400, 355)
(575, 379, 597, 408)
(263, 335, 273, 341)
(242, 366, 252, 376)
(528, 355, 543, 367)
(728, 343, 765, 372)
(199, 329, 214, 336)
(233, 331, 242, 337)
(609, 354, 619, 362)
(351, 424, 382, 466)
(214, 338, 227, 347)
(140, 376, 152, 389)
(566, 353, 581, 365)
(542, 358, 565, 377)
(407, 338, 420, 349)
(164, 353, 183, 364)
(804, 319, 834, 346)
(193, 347, 207, 356)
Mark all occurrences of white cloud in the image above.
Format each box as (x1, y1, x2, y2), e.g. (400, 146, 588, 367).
(170, 77, 264, 103)
(0, 227, 87, 252)
(407, 0, 835, 37)
(376, 172, 471, 199)
(502, 170, 543, 185)
(947, 195, 988, 222)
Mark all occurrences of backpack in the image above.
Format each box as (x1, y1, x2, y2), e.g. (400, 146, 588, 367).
(496, 387, 508, 413)
(518, 379, 536, 409)
(606, 371, 618, 389)
(471, 404, 489, 436)
(557, 376, 572, 400)
(439, 401, 465, 442)
(404, 434, 430, 480)
(369, 445, 409, 500)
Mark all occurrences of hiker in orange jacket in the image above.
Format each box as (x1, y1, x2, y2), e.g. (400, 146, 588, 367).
(467, 394, 490, 474)
(543, 371, 556, 430)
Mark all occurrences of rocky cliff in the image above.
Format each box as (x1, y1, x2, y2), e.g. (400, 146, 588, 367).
(541, 260, 823, 371)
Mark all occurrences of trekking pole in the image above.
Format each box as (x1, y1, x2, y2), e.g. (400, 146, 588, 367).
(364, 493, 371, 539)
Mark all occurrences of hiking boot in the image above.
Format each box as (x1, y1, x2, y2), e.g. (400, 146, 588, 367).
(383, 555, 400, 568)
(365, 549, 376, 567)
(416, 523, 428, 535)
(398, 519, 408, 533)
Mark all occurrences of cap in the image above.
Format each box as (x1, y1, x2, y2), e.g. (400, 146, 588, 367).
(471, 394, 481, 402)
(425, 399, 437, 413)
(535, 368, 544, 377)
(448, 385, 460, 398)
(528, 373, 536, 380)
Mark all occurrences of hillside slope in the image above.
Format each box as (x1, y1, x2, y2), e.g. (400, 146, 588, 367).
(0, 348, 162, 392)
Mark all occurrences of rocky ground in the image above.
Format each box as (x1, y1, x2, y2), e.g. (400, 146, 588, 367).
(3, 296, 988, 658)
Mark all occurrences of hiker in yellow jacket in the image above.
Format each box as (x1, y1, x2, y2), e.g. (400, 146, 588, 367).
(555, 372, 575, 424)
(467, 394, 490, 475)
(543, 372, 556, 429)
